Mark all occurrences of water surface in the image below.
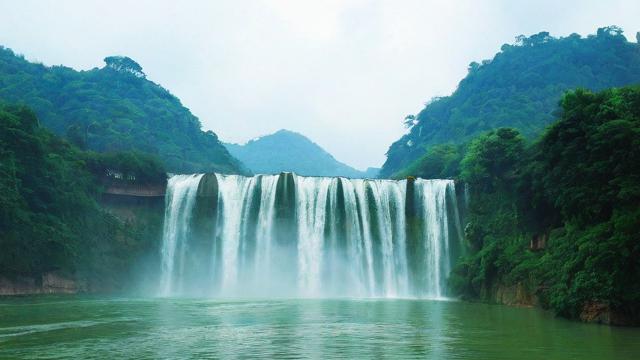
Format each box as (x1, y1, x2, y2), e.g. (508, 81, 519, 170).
(1, 296, 638, 359)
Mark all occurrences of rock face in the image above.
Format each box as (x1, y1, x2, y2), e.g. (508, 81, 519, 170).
(100, 183, 165, 223)
(493, 283, 538, 307)
(530, 233, 547, 251)
(488, 283, 638, 326)
(97, 183, 166, 293)
(104, 183, 166, 197)
(42, 273, 79, 293)
(581, 302, 613, 324)
(0, 182, 166, 297)
(580, 302, 638, 326)
(0, 272, 82, 295)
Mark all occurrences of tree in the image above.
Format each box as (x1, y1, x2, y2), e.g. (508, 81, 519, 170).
(66, 124, 86, 149)
(104, 56, 145, 78)
(0, 46, 246, 174)
(0, 104, 166, 285)
(597, 25, 624, 38)
(468, 61, 481, 73)
(461, 128, 525, 192)
(403, 115, 416, 128)
(381, 25, 640, 178)
(393, 143, 463, 179)
(450, 86, 640, 324)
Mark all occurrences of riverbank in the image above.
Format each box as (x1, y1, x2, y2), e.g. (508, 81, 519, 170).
(478, 282, 638, 327)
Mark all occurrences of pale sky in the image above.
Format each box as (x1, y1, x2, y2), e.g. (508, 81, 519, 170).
(0, 1, 638, 170)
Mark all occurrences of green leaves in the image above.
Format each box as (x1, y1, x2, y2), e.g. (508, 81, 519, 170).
(461, 128, 525, 192)
(381, 26, 640, 177)
(86, 151, 166, 185)
(0, 105, 164, 283)
(392, 143, 463, 180)
(0, 46, 245, 174)
(539, 87, 640, 225)
(445, 85, 640, 322)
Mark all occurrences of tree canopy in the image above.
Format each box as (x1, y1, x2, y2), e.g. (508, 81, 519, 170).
(447, 86, 640, 324)
(104, 56, 145, 78)
(0, 46, 247, 174)
(0, 104, 164, 286)
(381, 26, 640, 178)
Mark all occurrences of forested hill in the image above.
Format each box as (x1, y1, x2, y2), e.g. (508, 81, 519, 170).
(381, 26, 640, 178)
(0, 47, 246, 174)
(0, 104, 166, 287)
(224, 129, 368, 177)
(450, 85, 640, 325)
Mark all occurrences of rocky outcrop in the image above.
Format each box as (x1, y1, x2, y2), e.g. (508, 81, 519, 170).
(99, 181, 165, 223)
(580, 302, 639, 326)
(530, 232, 548, 251)
(488, 283, 638, 326)
(493, 283, 538, 307)
(0, 272, 83, 296)
(0, 182, 166, 297)
(104, 183, 165, 197)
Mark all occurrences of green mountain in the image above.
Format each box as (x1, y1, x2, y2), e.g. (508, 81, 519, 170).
(381, 26, 640, 178)
(0, 104, 165, 286)
(224, 129, 368, 177)
(0, 47, 246, 174)
(450, 85, 640, 324)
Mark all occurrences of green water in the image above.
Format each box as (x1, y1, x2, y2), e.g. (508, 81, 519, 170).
(0, 297, 638, 359)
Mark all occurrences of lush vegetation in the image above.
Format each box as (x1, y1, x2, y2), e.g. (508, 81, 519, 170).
(225, 129, 372, 177)
(414, 86, 640, 323)
(87, 151, 166, 185)
(0, 47, 246, 174)
(0, 104, 165, 288)
(382, 26, 640, 178)
(393, 143, 463, 180)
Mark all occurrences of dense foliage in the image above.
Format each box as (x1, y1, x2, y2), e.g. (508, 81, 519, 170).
(0, 46, 246, 174)
(529, 87, 640, 320)
(87, 151, 166, 185)
(444, 86, 640, 323)
(225, 129, 370, 177)
(393, 143, 463, 180)
(381, 26, 640, 178)
(0, 104, 164, 288)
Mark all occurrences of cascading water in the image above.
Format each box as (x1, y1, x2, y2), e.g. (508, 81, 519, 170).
(159, 173, 463, 298)
(159, 174, 204, 296)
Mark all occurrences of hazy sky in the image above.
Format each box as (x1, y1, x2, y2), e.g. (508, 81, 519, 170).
(0, 1, 638, 169)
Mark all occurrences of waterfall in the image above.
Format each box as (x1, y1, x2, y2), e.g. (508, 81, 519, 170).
(159, 174, 204, 296)
(159, 173, 463, 298)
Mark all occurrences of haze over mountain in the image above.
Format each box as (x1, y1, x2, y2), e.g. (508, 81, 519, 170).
(224, 129, 375, 178)
(3, 1, 638, 171)
(381, 27, 640, 177)
(0, 47, 245, 174)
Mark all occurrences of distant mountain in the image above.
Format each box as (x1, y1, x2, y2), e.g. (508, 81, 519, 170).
(362, 167, 381, 178)
(225, 129, 367, 177)
(0, 47, 246, 174)
(381, 26, 640, 178)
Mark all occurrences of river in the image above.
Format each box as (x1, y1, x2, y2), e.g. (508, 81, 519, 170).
(1, 296, 638, 359)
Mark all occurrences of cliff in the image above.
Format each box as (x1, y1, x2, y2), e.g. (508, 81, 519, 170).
(0, 272, 81, 295)
(0, 181, 167, 297)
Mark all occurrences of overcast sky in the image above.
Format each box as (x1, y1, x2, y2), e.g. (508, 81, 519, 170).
(0, 1, 638, 169)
